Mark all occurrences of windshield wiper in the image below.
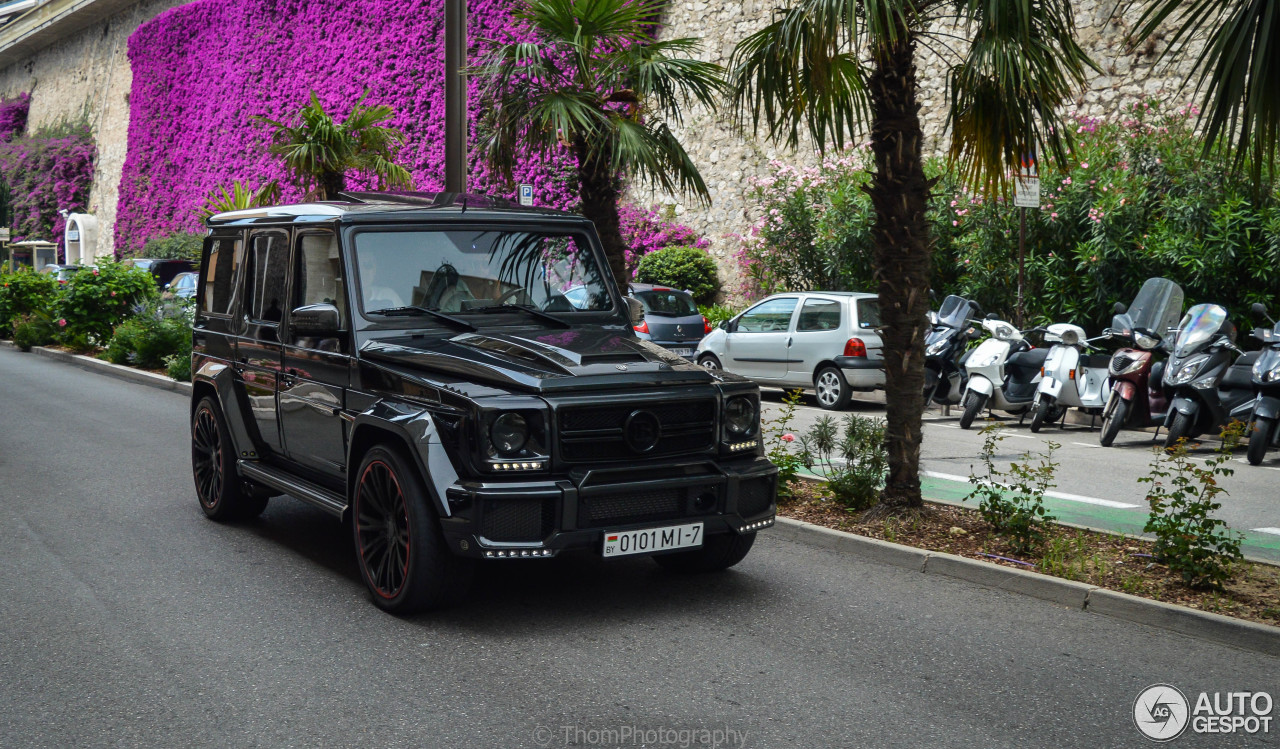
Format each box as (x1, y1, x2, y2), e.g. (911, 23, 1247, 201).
(366, 306, 477, 332)
(466, 303, 571, 328)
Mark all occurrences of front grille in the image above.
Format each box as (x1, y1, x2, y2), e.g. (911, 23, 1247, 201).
(558, 398, 716, 463)
(580, 488, 683, 527)
(1110, 354, 1136, 376)
(737, 477, 775, 518)
(480, 497, 555, 542)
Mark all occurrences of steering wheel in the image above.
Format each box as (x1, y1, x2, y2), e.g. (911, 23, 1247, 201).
(495, 287, 536, 307)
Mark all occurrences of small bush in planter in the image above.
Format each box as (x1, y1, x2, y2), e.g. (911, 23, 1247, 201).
(0, 269, 57, 337)
(12, 312, 57, 351)
(54, 262, 157, 346)
(632, 246, 721, 305)
(104, 302, 192, 369)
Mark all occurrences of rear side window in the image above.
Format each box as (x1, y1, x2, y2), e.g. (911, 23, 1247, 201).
(293, 232, 347, 330)
(797, 298, 841, 331)
(201, 236, 243, 315)
(856, 298, 881, 329)
(245, 230, 290, 322)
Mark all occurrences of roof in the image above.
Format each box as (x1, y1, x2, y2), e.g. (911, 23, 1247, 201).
(766, 290, 879, 300)
(205, 191, 586, 227)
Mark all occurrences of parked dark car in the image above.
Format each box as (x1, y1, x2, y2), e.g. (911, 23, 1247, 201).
(190, 192, 777, 613)
(123, 257, 197, 288)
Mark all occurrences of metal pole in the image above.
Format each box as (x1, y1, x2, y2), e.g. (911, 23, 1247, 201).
(444, 0, 468, 193)
(1017, 207, 1026, 328)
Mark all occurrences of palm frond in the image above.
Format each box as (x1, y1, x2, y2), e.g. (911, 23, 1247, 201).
(611, 118, 711, 203)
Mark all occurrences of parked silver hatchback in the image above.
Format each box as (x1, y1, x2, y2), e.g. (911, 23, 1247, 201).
(695, 292, 884, 409)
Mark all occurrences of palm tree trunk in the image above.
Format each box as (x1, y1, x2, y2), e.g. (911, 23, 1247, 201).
(865, 31, 931, 509)
(320, 171, 346, 202)
(573, 137, 629, 288)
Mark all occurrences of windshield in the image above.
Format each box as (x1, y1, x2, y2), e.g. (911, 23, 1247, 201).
(1127, 277, 1183, 336)
(936, 295, 973, 328)
(1174, 303, 1228, 356)
(633, 289, 697, 317)
(353, 229, 614, 318)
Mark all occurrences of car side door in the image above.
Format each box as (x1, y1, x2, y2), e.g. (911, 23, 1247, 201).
(787, 296, 845, 385)
(723, 296, 799, 381)
(279, 230, 351, 485)
(234, 228, 291, 456)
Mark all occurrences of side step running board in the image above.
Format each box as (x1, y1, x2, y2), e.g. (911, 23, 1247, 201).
(237, 460, 348, 519)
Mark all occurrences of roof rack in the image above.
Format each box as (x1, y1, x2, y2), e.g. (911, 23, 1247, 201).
(337, 191, 518, 209)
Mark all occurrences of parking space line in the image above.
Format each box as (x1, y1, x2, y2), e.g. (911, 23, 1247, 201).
(921, 471, 1142, 508)
(1070, 442, 1100, 449)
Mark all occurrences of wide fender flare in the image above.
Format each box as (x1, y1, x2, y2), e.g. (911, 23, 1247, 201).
(346, 402, 459, 517)
(192, 358, 258, 459)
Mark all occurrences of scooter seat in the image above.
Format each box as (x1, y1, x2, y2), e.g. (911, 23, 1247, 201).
(1006, 347, 1049, 375)
(1222, 351, 1261, 390)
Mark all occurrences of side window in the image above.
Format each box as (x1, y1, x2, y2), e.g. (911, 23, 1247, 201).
(290, 232, 348, 351)
(737, 297, 798, 333)
(201, 235, 243, 315)
(797, 298, 841, 331)
(244, 230, 290, 324)
(856, 298, 881, 329)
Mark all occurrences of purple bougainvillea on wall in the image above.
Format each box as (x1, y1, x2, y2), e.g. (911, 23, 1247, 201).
(0, 92, 29, 142)
(0, 93, 95, 247)
(116, 0, 580, 253)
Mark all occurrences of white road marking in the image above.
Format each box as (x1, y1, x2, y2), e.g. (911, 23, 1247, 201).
(1071, 442, 1101, 449)
(921, 471, 1142, 509)
(1252, 528, 1280, 536)
(1004, 433, 1036, 440)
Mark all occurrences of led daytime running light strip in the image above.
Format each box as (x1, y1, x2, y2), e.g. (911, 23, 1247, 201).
(739, 517, 775, 533)
(727, 439, 759, 452)
(484, 549, 553, 558)
(491, 461, 544, 470)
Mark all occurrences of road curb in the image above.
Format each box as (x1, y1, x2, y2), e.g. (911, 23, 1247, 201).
(27, 345, 193, 396)
(773, 516, 1280, 657)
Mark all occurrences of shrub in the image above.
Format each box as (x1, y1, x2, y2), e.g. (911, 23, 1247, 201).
(164, 352, 192, 381)
(799, 413, 888, 511)
(632, 245, 720, 305)
(966, 425, 1059, 553)
(0, 268, 57, 336)
(698, 303, 738, 328)
(1140, 424, 1245, 589)
(11, 312, 56, 351)
(762, 389, 805, 500)
(54, 263, 157, 345)
(618, 203, 709, 274)
(140, 232, 205, 261)
(104, 302, 192, 369)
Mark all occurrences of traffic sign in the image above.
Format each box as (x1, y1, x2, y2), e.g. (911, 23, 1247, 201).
(1014, 152, 1039, 208)
(518, 184, 533, 206)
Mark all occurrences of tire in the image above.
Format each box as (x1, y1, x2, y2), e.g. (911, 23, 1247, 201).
(351, 445, 474, 614)
(191, 396, 268, 521)
(1029, 398, 1053, 433)
(697, 353, 721, 371)
(652, 531, 756, 573)
(1164, 410, 1193, 451)
(1099, 396, 1128, 447)
(814, 366, 852, 410)
(1247, 417, 1274, 465)
(958, 391, 986, 429)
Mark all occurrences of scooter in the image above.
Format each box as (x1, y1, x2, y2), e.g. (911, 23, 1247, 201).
(1246, 303, 1280, 464)
(1162, 303, 1259, 449)
(924, 295, 983, 409)
(1028, 323, 1111, 432)
(958, 316, 1047, 429)
(1098, 277, 1184, 447)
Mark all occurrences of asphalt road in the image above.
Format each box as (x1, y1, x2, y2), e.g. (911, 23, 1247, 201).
(2, 346, 1278, 748)
(761, 389, 1280, 562)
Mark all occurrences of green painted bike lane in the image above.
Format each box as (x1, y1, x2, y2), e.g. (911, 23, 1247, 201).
(797, 468, 1280, 564)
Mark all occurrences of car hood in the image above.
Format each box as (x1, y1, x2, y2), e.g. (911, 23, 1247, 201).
(360, 327, 735, 393)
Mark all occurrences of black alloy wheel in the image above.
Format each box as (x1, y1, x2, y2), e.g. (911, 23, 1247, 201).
(191, 396, 267, 520)
(354, 458, 412, 601)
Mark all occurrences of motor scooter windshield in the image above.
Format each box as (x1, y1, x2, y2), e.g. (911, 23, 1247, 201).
(1173, 303, 1228, 357)
(1123, 277, 1184, 340)
(936, 295, 976, 329)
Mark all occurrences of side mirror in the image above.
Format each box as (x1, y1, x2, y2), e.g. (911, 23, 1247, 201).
(625, 297, 645, 326)
(985, 312, 999, 320)
(164, 282, 172, 290)
(1112, 301, 1127, 315)
(1251, 302, 1275, 324)
(290, 303, 342, 335)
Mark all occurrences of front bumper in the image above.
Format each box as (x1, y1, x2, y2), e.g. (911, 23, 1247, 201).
(439, 456, 778, 559)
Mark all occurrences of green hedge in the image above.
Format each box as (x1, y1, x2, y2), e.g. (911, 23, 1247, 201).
(632, 245, 721, 305)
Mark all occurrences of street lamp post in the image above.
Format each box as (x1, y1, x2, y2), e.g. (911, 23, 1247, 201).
(444, 0, 468, 193)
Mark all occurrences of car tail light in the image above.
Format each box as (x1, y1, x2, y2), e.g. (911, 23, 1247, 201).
(703, 315, 712, 334)
(634, 319, 649, 334)
(843, 338, 867, 357)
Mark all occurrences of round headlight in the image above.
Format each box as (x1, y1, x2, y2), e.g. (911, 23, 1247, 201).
(1135, 333, 1160, 350)
(1060, 329, 1079, 346)
(724, 397, 756, 436)
(490, 412, 529, 455)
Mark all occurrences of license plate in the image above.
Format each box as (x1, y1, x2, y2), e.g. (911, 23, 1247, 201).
(669, 348, 694, 357)
(602, 522, 703, 558)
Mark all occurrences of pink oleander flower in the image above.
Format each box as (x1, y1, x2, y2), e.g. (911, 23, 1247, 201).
(781, 433, 795, 443)
(58, 318, 67, 327)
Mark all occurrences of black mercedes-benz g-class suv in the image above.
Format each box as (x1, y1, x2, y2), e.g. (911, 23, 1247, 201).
(189, 192, 777, 613)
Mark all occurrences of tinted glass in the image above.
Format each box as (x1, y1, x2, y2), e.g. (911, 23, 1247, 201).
(354, 229, 612, 315)
(634, 289, 697, 317)
(797, 298, 841, 331)
(201, 236, 243, 315)
(245, 230, 290, 322)
(856, 299, 881, 329)
(737, 297, 797, 332)
(292, 233, 347, 329)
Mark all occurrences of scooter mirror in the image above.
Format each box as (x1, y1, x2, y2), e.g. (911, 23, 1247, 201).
(985, 312, 999, 320)
(1112, 301, 1127, 315)
(1251, 302, 1271, 321)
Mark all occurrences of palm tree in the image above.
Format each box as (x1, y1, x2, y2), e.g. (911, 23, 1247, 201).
(1126, 0, 1280, 184)
(258, 91, 412, 201)
(472, 0, 725, 286)
(730, 0, 1095, 509)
